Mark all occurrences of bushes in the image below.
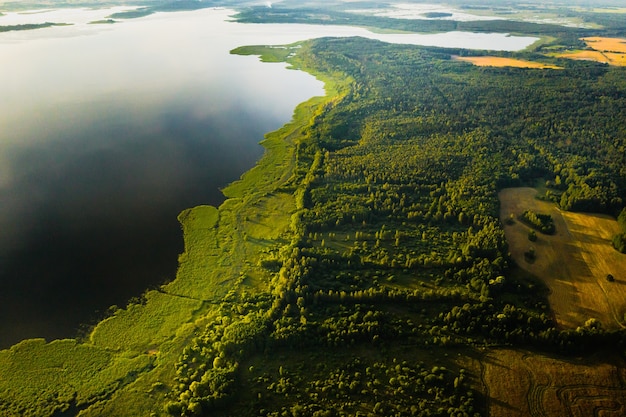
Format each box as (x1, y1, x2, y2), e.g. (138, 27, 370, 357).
(613, 208, 626, 253)
(520, 210, 555, 234)
(0, 339, 153, 417)
(612, 233, 626, 253)
(242, 354, 479, 417)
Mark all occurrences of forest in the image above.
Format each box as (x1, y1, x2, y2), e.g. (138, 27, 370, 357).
(1, 2, 626, 416)
(158, 36, 626, 416)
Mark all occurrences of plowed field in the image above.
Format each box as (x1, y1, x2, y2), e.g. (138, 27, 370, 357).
(463, 348, 626, 417)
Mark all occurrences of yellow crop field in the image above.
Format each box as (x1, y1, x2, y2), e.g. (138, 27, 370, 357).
(557, 37, 626, 66)
(463, 348, 626, 417)
(499, 187, 626, 330)
(603, 52, 626, 65)
(582, 36, 626, 53)
(454, 55, 561, 69)
(557, 50, 626, 66)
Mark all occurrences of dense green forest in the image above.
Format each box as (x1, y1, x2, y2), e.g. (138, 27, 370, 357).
(166, 37, 626, 417)
(2, 3, 626, 416)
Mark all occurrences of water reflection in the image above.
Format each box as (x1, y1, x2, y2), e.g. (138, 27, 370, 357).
(0, 7, 538, 347)
(0, 104, 271, 344)
(0, 9, 326, 347)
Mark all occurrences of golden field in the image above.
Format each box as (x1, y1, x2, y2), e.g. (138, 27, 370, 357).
(582, 36, 626, 53)
(557, 37, 626, 66)
(454, 55, 561, 69)
(499, 187, 626, 330)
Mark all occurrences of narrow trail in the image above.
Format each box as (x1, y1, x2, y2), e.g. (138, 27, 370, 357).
(522, 353, 551, 417)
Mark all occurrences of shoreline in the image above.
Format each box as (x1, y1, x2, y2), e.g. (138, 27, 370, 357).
(0, 40, 346, 415)
(1, 43, 339, 352)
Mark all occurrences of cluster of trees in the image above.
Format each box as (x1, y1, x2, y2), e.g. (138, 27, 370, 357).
(283, 30, 626, 371)
(166, 306, 274, 416)
(248, 357, 479, 417)
(613, 208, 626, 253)
(521, 210, 556, 234)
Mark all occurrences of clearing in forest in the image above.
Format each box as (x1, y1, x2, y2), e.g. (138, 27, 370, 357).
(453, 55, 561, 69)
(463, 348, 626, 417)
(557, 36, 626, 66)
(499, 187, 626, 330)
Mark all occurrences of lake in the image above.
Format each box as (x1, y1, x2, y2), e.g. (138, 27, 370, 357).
(0, 7, 538, 348)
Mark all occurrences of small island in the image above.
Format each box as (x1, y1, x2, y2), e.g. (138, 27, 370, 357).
(88, 19, 117, 25)
(0, 22, 70, 32)
(422, 12, 454, 18)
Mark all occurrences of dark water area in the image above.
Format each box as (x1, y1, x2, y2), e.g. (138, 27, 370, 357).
(0, 9, 327, 348)
(0, 104, 276, 347)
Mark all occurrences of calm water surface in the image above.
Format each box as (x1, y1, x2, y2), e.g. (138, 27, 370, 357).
(0, 7, 537, 348)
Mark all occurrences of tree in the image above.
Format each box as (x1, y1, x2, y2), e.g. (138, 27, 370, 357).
(612, 233, 626, 253)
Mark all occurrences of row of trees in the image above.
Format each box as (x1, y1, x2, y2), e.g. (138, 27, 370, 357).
(613, 208, 626, 253)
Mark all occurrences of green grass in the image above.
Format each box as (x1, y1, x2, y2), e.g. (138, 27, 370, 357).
(230, 44, 301, 63)
(89, 291, 204, 352)
(163, 205, 224, 299)
(0, 339, 152, 416)
(221, 94, 330, 200)
(523, 35, 559, 52)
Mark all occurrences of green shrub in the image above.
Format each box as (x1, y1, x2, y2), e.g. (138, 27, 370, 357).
(612, 233, 626, 253)
(521, 210, 555, 234)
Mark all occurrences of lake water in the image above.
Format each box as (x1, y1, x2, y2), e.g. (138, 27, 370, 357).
(0, 7, 538, 348)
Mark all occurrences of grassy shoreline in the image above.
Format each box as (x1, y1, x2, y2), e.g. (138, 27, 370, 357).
(0, 43, 345, 417)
